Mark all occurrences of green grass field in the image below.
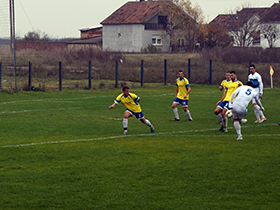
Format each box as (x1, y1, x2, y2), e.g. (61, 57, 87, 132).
(0, 85, 279, 209)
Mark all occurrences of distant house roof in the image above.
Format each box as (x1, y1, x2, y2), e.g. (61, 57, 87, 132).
(211, 3, 278, 31)
(211, 14, 236, 30)
(100, 1, 166, 25)
(260, 3, 280, 23)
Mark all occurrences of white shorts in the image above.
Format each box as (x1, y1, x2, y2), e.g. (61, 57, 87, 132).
(232, 104, 247, 120)
(252, 88, 260, 104)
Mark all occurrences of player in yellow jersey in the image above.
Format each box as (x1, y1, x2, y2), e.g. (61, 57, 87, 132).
(109, 86, 155, 135)
(215, 71, 243, 132)
(171, 70, 193, 121)
(215, 71, 232, 124)
(219, 71, 231, 91)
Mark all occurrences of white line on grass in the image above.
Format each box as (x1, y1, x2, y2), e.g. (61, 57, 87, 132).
(0, 105, 107, 114)
(0, 123, 278, 149)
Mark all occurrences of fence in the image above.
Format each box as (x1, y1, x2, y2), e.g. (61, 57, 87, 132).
(0, 57, 278, 92)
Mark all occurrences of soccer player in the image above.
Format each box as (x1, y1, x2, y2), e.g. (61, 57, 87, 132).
(215, 71, 232, 124)
(248, 64, 266, 123)
(171, 70, 193, 121)
(229, 81, 264, 140)
(214, 71, 243, 132)
(109, 86, 155, 135)
(219, 71, 231, 91)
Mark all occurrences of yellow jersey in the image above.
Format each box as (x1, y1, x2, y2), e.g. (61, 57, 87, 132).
(224, 80, 243, 101)
(115, 93, 142, 113)
(176, 77, 190, 100)
(220, 79, 231, 92)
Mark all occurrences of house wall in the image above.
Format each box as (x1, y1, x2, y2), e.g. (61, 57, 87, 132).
(260, 23, 280, 48)
(103, 24, 143, 52)
(103, 23, 170, 52)
(142, 30, 170, 52)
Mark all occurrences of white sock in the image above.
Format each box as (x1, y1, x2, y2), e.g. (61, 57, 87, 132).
(257, 100, 265, 118)
(185, 110, 192, 120)
(173, 107, 179, 119)
(234, 121, 241, 137)
(253, 105, 260, 120)
(216, 113, 222, 122)
(145, 119, 151, 127)
(123, 118, 128, 130)
(222, 117, 228, 130)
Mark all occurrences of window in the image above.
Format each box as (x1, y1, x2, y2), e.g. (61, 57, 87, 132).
(253, 31, 260, 45)
(152, 36, 162, 45)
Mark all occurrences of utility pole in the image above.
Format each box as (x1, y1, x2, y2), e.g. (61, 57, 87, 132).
(9, 0, 17, 92)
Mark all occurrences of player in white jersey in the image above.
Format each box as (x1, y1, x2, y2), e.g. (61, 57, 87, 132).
(229, 81, 264, 140)
(248, 64, 266, 123)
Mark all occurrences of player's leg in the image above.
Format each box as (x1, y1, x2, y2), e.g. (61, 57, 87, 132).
(252, 96, 266, 123)
(140, 117, 155, 133)
(214, 106, 223, 124)
(234, 119, 242, 140)
(232, 107, 244, 140)
(221, 107, 228, 133)
(123, 110, 132, 135)
(183, 106, 193, 121)
(172, 99, 180, 121)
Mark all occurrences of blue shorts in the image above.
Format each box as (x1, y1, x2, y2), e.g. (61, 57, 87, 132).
(173, 97, 189, 107)
(218, 101, 230, 110)
(125, 109, 144, 120)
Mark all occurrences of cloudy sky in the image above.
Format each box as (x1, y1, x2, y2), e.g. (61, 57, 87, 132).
(0, 0, 278, 38)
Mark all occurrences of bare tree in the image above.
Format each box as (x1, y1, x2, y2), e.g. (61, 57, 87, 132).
(159, 0, 204, 52)
(260, 24, 280, 48)
(228, 3, 261, 47)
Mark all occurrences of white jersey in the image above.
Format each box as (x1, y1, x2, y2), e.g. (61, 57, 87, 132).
(248, 72, 263, 94)
(229, 85, 258, 109)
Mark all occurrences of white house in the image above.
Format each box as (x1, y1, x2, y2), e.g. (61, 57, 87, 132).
(211, 2, 280, 48)
(100, 0, 170, 52)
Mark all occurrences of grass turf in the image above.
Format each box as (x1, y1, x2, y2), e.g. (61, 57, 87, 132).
(0, 85, 279, 209)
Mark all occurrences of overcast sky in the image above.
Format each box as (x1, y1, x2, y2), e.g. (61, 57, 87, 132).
(1, 0, 278, 38)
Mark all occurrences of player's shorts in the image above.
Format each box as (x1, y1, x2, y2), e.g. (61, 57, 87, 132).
(252, 88, 260, 104)
(217, 101, 229, 110)
(232, 104, 247, 119)
(125, 109, 144, 120)
(173, 97, 189, 107)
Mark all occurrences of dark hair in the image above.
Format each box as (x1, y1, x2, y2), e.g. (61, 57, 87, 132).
(226, 71, 231, 74)
(122, 86, 130, 91)
(178, 70, 184, 73)
(230, 71, 236, 74)
(250, 64, 256, 69)
(246, 81, 253, 87)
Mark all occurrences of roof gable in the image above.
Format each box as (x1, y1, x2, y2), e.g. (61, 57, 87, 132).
(260, 3, 280, 23)
(211, 5, 273, 31)
(101, 1, 166, 25)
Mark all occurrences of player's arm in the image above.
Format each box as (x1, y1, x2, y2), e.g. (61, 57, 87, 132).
(219, 81, 224, 91)
(109, 102, 117, 109)
(216, 90, 226, 106)
(136, 96, 141, 103)
(184, 85, 191, 99)
(175, 86, 178, 97)
(257, 75, 263, 97)
(109, 98, 120, 109)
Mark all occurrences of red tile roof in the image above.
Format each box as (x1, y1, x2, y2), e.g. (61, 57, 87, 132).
(101, 1, 166, 25)
(211, 4, 278, 31)
(260, 3, 280, 23)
